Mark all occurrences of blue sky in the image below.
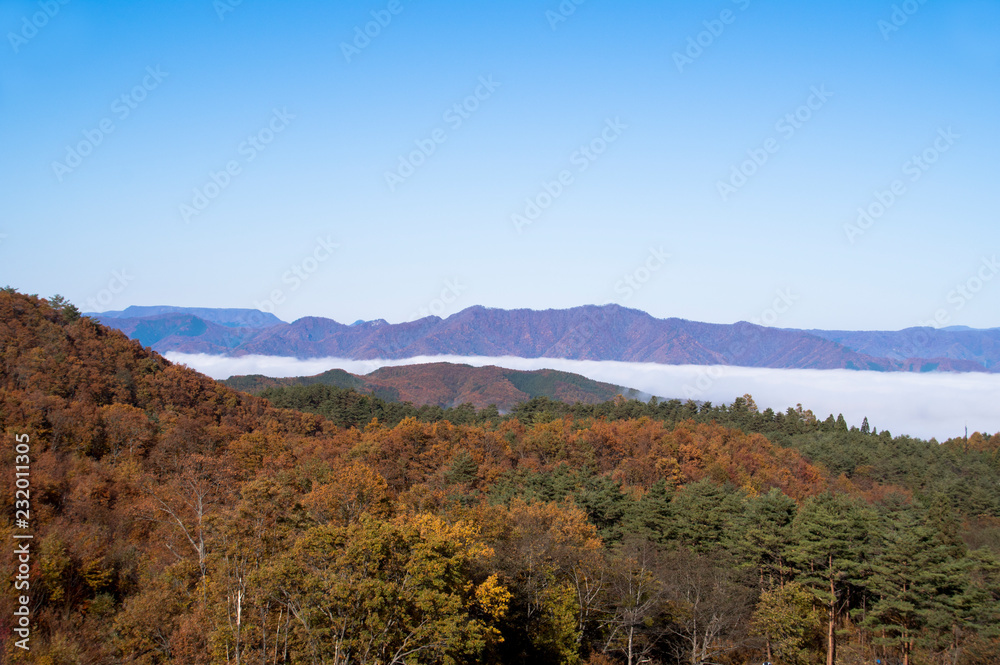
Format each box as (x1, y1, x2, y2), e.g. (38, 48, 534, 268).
(2, 0, 998, 330)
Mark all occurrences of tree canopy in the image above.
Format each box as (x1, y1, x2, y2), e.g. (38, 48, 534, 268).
(2, 289, 999, 664)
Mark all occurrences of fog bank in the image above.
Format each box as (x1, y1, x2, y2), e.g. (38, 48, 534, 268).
(166, 353, 1000, 441)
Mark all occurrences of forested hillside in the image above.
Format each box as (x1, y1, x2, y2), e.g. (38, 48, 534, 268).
(223, 361, 646, 411)
(2, 290, 1000, 665)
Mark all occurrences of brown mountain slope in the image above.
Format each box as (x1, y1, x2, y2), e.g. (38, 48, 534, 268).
(223, 362, 648, 410)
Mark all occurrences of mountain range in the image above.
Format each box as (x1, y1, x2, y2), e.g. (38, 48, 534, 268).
(222, 361, 650, 411)
(86, 304, 1000, 373)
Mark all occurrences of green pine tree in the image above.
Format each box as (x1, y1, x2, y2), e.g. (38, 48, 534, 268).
(862, 508, 968, 665)
(789, 493, 874, 665)
(670, 479, 742, 554)
(730, 488, 797, 591)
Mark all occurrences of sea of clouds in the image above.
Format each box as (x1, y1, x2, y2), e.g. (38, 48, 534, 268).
(166, 353, 1000, 442)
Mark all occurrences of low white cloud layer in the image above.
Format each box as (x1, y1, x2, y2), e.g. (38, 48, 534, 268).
(166, 353, 1000, 442)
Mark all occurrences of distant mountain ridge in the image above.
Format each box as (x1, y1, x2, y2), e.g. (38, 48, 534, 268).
(223, 361, 651, 411)
(90, 304, 1000, 373)
(805, 328, 1000, 371)
(87, 305, 284, 328)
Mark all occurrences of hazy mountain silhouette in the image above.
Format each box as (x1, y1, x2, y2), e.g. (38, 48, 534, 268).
(91, 304, 997, 372)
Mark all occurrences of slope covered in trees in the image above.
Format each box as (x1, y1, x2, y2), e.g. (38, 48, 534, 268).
(223, 362, 647, 411)
(2, 290, 1000, 665)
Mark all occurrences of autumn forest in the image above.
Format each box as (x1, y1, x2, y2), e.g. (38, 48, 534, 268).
(2, 289, 1000, 665)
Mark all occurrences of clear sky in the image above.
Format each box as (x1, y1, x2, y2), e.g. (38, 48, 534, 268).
(2, 0, 998, 330)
